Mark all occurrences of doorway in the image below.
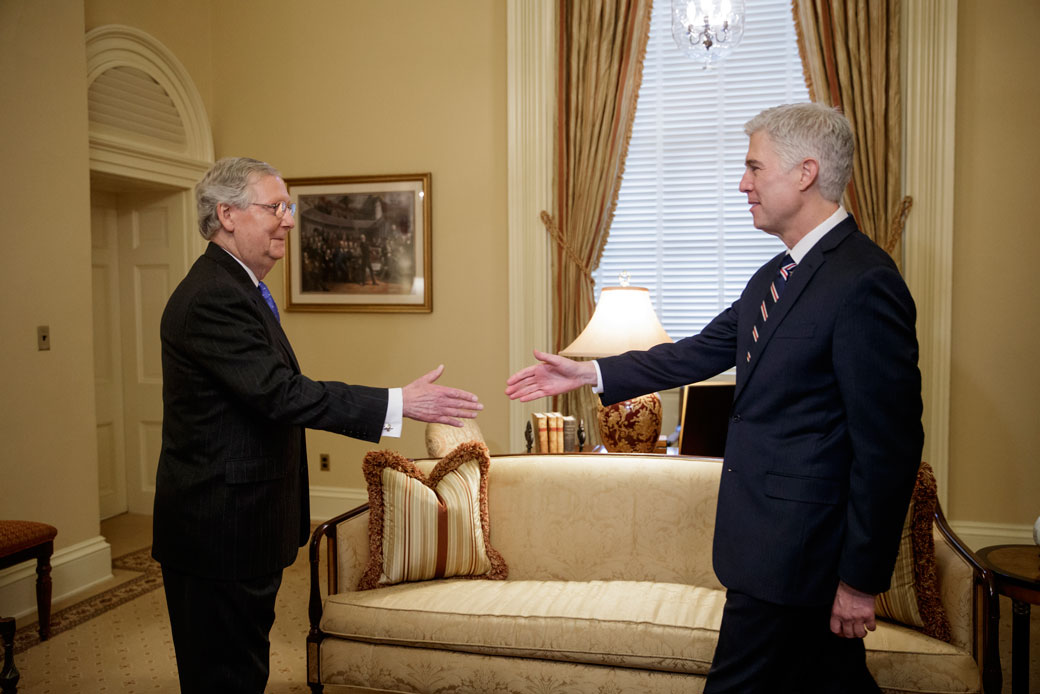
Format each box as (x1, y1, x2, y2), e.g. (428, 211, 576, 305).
(91, 173, 188, 518)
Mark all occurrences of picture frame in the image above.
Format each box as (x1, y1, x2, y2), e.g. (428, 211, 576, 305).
(284, 173, 432, 312)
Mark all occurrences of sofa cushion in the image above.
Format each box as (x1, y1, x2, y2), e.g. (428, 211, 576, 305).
(358, 442, 507, 590)
(322, 579, 725, 674)
(320, 579, 981, 692)
(425, 420, 486, 458)
(875, 462, 952, 642)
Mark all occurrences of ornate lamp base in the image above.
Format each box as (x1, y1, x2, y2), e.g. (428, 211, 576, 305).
(596, 392, 663, 453)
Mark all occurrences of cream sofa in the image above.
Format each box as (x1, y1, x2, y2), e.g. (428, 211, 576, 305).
(307, 453, 989, 693)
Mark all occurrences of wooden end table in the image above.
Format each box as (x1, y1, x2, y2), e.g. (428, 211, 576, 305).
(977, 544, 1040, 694)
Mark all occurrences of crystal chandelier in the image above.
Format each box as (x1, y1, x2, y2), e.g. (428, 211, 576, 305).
(671, 0, 746, 68)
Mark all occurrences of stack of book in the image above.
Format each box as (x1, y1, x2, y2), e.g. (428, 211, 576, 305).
(530, 412, 580, 453)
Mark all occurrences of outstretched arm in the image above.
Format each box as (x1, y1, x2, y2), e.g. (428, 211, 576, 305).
(505, 350, 598, 402)
(402, 365, 483, 426)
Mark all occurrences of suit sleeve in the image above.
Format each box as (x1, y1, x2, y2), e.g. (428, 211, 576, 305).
(833, 265, 924, 594)
(177, 280, 387, 442)
(598, 302, 740, 405)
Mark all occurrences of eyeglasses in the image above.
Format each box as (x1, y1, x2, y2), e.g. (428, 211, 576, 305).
(251, 201, 297, 218)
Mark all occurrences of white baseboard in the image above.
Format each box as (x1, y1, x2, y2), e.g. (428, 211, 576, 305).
(948, 520, 1035, 552)
(0, 535, 113, 620)
(309, 485, 367, 524)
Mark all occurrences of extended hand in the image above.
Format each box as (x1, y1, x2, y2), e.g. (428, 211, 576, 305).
(402, 365, 483, 426)
(830, 580, 877, 639)
(504, 350, 598, 402)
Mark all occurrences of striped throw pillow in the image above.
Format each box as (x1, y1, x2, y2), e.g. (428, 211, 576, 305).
(874, 461, 951, 641)
(358, 441, 508, 590)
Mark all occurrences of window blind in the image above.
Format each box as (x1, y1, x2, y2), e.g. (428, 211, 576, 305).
(595, 0, 810, 339)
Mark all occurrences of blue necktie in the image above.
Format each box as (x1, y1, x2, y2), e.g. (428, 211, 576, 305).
(746, 253, 796, 363)
(258, 281, 280, 323)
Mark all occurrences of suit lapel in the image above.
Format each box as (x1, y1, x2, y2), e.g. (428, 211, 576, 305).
(734, 218, 857, 400)
(258, 299, 301, 372)
(205, 243, 301, 373)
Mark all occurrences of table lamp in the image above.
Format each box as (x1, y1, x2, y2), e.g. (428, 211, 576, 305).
(560, 279, 673, 452)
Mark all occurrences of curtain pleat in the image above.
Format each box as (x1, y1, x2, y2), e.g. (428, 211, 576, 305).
(792, 0, 911, 267)
(542, 0, 652, 440)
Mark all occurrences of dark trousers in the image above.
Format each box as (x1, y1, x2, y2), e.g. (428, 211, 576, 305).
(161, 565, 283, 694)
(704, 590, 881, 694)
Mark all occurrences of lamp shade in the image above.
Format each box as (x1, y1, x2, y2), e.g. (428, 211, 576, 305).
(560, 286, 673, 358)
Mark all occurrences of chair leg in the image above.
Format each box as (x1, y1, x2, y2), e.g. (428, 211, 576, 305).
(0, 617, 19, 694)
(35, 544, 52, 641)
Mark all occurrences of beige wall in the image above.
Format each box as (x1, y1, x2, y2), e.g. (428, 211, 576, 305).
(949, 0, 1040, 526)
(0, 0, 98, 550)
(208, 0, 509, 489)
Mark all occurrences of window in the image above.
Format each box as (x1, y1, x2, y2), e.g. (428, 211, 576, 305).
(594, 0, 810, 338)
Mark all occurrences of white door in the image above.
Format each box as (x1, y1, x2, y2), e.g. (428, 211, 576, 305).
(92, 193, 128, 519)
(92, 184, 187, 517)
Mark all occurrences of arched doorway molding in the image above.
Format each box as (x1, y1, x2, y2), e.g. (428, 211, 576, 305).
(86, 24, 213, 258)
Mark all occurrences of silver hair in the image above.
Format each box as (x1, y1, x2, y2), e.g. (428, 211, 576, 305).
(195, 157, 281, 240)
(744, 103, 854, 203)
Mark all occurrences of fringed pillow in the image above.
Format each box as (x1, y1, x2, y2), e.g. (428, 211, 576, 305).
(358, 441, 508, 590)
(875, 461, 952, 642)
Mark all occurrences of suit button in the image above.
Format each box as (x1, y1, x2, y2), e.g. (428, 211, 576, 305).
(732, 414, 742, 423)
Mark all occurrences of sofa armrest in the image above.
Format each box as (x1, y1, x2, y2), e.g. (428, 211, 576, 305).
(308, 503, 370, 640)
(932, 503, 1000, 694)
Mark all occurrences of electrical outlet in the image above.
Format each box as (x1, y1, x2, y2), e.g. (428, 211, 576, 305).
(319, 453, 330, 471)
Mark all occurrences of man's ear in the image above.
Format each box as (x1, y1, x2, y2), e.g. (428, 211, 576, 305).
(216, 202, 236, 232)
(798, 158, 820, 192)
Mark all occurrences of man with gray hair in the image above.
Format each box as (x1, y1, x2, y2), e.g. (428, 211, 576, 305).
(154, 157, 483, 692)
(506, 103, 922, 691)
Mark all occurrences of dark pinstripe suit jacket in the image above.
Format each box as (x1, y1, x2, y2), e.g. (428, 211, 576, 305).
(152, 243, 388, 579)
(599, 217, 923, 607)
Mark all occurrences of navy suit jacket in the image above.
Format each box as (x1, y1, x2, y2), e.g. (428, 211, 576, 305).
(599, 217, 923, 606)
(153, 243, 388, 580)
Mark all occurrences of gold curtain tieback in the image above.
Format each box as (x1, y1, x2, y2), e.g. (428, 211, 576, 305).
(540, 211, 593, 281)
(885, 195, 914, 255)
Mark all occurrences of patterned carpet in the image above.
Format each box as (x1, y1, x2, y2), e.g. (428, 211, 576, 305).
(0, 546, 312, 693)
(10, 547, 163, 655)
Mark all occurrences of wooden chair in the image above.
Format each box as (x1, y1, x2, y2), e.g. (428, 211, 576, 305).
(0, 521, 57, 640)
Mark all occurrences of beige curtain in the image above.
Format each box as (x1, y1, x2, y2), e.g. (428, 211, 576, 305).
(792, 0, 912, 266)
(541, 0, 652, 442)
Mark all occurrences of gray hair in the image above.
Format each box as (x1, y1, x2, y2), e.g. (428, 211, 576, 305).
(744, 103, 854, 203)
(195, 157, 281, 239)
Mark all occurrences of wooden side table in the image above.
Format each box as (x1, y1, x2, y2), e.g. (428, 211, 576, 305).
(977, 544, 1040, 694)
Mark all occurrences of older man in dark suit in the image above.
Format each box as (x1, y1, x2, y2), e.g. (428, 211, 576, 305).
(154, 157, 482, 693)
(506, 103, 922, 693)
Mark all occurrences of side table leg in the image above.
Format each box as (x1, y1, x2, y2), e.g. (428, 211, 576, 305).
(1011, 600, 1030, 694)
(983, 587, 1004, 694)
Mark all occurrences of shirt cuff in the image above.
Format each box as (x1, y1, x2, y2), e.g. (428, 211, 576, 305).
(382, 388, 403, 438)
(591, 360, 604, 394)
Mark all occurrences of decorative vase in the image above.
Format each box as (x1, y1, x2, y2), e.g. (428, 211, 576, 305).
(596, 392, 663, 453)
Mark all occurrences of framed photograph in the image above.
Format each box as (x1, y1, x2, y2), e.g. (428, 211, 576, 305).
(284, 173, 431, 312)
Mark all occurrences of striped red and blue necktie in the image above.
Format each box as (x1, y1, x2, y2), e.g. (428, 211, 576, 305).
(746, 253, 797, 363)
